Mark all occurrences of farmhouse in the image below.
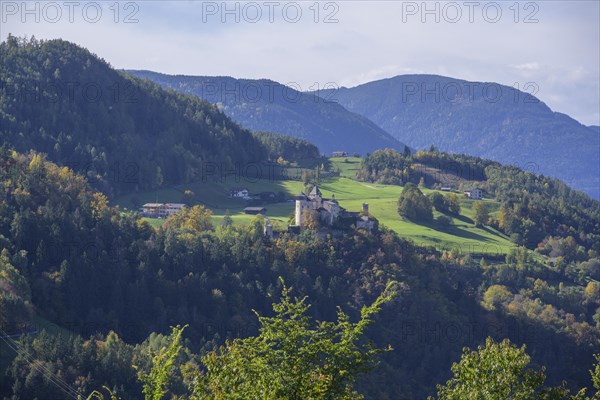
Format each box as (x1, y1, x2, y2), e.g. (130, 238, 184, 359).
(230, 187, 250, 198)
(332, 151, 348, 157)
(464, 188, 483, 200)
(293, 186, 376, 231)
(142, 203, 185, 218)
(244, 207, 267, 215)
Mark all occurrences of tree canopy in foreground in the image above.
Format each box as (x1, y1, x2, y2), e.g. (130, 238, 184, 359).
(184, 279, 397, 400)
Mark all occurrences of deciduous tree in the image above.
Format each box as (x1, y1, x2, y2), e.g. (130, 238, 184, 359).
(185, 280, 397, 400)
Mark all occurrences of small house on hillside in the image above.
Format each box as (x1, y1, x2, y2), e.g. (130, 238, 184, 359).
(244, 207, 267, 215)
(142, 203, 185, 218)
(230, 187, 250, 199)
(332, 151, 348, 157)
(463, 188, 483, 200)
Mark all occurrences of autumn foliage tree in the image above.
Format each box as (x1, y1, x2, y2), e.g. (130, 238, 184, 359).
(398, 183, 433, 222)
(473, 201, 490, 227)
(164, 205, 213, 234)
(302, 209, 321, 230)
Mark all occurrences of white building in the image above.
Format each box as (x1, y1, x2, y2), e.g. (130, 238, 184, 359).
(294, 186, 375, 230)
(142, 203, 185, 218)
(295, 186, 341, 227)
(464, 188, 483, 200)
(230, 187, 250, 199)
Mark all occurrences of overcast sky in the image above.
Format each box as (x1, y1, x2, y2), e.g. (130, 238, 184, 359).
(2, 0, 599, 125)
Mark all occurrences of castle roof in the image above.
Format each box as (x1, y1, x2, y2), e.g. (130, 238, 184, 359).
(296, 192, 308, 200)
(309, 186, 322, 197)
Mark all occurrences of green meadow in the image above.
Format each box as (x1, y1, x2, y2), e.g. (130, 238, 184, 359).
(116, 159, 516, 255)
(330, 156, 363, 178)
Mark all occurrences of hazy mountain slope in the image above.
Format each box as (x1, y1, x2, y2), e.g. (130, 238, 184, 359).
(0, 37, 268, 194)
(316, 75, 600, 198)
(127, 70, 408, 155)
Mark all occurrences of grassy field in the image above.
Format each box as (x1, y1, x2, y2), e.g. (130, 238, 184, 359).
(117, 158, 516, 256)
(309, 178, 513, 254)
(330, 157, 363, 178)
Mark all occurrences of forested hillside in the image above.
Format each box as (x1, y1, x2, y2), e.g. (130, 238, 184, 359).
(252, 131, 320, 162)
(1, 149, 599, 399)
(0, 36, 268, 195)
(317, 75, 600, 198)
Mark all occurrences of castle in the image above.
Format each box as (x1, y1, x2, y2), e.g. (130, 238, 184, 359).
(293, 186, 375, 231)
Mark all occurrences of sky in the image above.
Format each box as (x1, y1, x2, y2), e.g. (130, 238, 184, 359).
(2, 0, 599, 125)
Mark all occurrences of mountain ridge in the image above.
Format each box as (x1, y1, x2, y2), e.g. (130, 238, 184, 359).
(313, 74, 599, 198)
(127, 70, 409, 155)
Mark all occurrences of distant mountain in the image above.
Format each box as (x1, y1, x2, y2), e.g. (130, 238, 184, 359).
(315, 75, 600, 198)
(127, 71, 408, 155)
(0, 37, 270, 194)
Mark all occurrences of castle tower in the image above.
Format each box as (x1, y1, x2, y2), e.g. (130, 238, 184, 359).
(295, 199, 303, 226)
(264, 219, 273, 238)
(309, 186, 322, 201)
(295, 192, 308, 226)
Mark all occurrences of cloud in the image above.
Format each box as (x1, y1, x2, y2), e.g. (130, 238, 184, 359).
(510, 62, 542, 72)
(1, 0, 598, 125)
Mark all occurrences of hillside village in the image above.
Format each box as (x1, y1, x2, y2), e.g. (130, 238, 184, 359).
(134, 154, 492, 241)
(140, 184, 377, 235)
(125, 150, 539, 260)
(139, 171, 492, 242)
